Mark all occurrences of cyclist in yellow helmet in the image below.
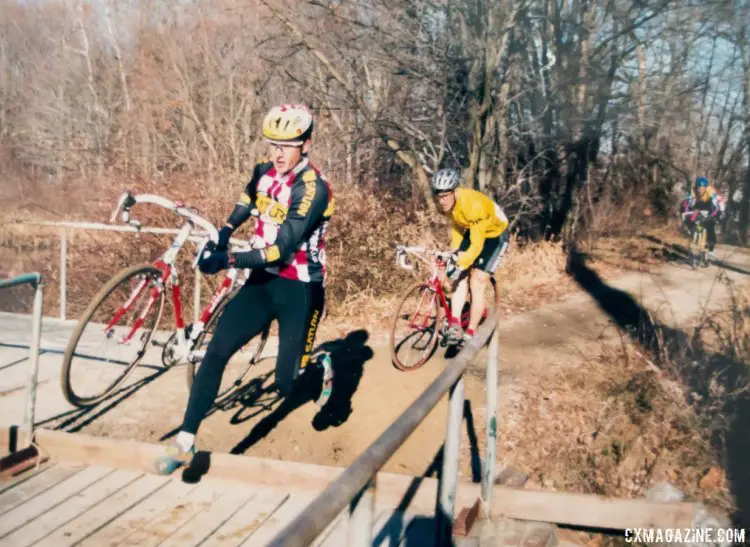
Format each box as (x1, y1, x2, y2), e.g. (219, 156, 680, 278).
(154, 104, 335, 475)
(431, 168, 510, 346)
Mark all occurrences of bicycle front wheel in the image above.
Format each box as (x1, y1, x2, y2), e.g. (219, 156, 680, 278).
(691, 229, 701, 269)
(186, 289, 270, 403)
(390, 282, 441, 371)
(61, 264, 166, 407)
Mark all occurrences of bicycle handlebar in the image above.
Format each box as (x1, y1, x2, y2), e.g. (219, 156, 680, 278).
(395, 245, 454, 271)
(110, 192, 219, 242)
(682, 210, 711, 221)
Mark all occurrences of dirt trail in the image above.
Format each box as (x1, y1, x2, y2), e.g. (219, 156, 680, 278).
(24, 241, 742, 478)
(2, 241, 749, 491)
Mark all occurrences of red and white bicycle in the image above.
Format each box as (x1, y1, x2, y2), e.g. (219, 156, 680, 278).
(389, 245, 498, 371)
(60, 192, 270, 408)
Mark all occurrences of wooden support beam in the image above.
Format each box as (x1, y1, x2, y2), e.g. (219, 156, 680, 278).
(490, 488, 700, 531)
(3, 427, 710, 532)
(454, 498, 481, 537)
(28, 429, 479, 515)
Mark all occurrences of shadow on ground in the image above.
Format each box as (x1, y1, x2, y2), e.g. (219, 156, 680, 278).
(228, 328, 374, 455)
(40, 366, 170, 433)
(168, 329, 374, 481)
(638, 233, 750, 276)
(567, 245, 750, 527)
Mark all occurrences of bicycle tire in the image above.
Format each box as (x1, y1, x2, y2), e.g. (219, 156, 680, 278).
(700, 228, 709, 267)
(691, 229, 700, 269)
(185, 287, 271, 403)
(61, 263, 165, 408)
(390, 282, 441, 371)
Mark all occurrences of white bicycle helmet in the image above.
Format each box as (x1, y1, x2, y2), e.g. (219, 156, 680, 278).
(262, 104, 314, 146)
(431, 168, 461, 193)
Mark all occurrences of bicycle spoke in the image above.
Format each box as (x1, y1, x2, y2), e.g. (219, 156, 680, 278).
(187, 293, 269, 400)
(391, 283, 440, 370)
(63, 266, 165, 406)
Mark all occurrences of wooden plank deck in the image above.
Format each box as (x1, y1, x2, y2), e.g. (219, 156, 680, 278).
(0, 426, 708, 547)
(0, 460, 436, 547)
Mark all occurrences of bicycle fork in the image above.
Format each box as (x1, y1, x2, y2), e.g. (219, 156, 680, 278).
(105, 271, 165, 347)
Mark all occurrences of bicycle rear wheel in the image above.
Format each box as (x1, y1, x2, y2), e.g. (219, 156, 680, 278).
(390, 282, 441, 371)
(61, 264, 166, 407)
(186, 288, 270, 404)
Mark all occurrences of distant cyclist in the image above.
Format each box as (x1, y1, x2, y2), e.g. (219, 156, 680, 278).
(153, 103, 335, 475)
(681, 176, 723, 258)
(431, 168, 509, 346)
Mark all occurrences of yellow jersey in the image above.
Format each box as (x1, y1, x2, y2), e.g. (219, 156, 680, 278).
(449, 188, 509, 270)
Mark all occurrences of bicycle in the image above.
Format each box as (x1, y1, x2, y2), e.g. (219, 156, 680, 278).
(60, 191, 270, 408)
(681, 210, 710, 269)
(389, 245, 499, 371)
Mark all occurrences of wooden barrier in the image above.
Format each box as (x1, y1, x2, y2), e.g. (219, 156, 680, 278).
(0, 427, 707, 532)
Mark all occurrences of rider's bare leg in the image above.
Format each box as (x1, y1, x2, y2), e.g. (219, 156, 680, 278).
(468, 268, 490, 333)
(450, 276, 470, 327)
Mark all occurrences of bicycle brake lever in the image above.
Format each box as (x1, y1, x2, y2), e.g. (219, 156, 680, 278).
(397, 251, 414, 271)
(192, 238, 209, 270)
(111, 192, 137, 224)
(110, 192, 132, 223)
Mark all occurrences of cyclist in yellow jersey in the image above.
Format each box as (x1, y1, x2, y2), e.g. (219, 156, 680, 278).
(431, 168, 510, 345)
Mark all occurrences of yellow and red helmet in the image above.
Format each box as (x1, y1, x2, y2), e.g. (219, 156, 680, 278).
(262, 104, 314, 146)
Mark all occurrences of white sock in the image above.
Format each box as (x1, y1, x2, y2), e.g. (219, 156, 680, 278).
(176, 431, 195, 452)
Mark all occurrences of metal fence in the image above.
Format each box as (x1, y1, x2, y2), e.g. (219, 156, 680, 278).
(267, 308, 501, 547)
(11, 220, 246, 323)
(7, 220, 503, 544)
(0, 272, 44, 449)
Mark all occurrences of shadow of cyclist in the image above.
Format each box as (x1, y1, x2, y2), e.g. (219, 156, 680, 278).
(567, 244, 750, 528)
(228, 329, 373, 455)
(310, 329, 374, 431)
(638, 233, 750, 276)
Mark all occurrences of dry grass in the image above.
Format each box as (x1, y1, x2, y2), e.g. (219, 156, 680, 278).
(696, 284, 750, 371)
(498, 236, 572, 314)
(0, 176, 601, 334)
(503, 343, 729, 507)
(462, 284, 750, 542)
(449, 281, 750, 544)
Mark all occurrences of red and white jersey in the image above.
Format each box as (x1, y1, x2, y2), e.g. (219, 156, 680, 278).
(238, 157, 334, 284)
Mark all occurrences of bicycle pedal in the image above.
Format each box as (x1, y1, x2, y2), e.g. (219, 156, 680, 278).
(151, 340, 167, 348)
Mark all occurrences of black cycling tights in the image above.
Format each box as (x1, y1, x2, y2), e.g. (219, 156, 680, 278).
(181, 270, 325, 435)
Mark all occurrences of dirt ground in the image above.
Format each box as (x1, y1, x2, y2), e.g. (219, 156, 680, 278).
(2, 234, 749, 537)
(18, 239, 745, 491)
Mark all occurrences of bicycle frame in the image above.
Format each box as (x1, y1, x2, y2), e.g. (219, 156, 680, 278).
(395, 245, 471, 330)
(681, 210, 709, 267)
(682, 210, 709, 237)
(106, 192, 251, 363)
